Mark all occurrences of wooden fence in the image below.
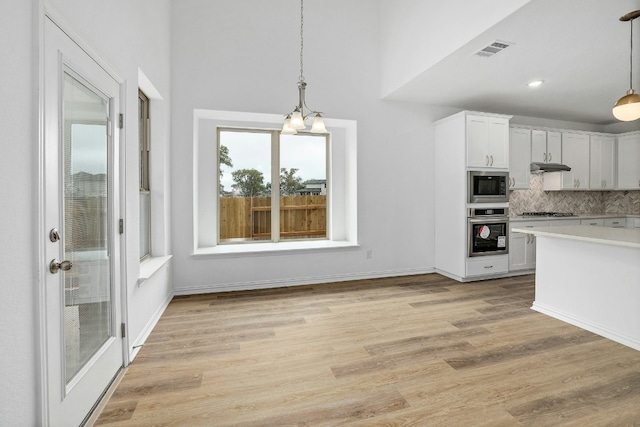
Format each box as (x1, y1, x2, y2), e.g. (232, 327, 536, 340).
(219, 195, 326, 241)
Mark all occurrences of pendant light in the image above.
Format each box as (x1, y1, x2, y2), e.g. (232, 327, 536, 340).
(281, 0, 328, 134)
(613, 10, 640, 121)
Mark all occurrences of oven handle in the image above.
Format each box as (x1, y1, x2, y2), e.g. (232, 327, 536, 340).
(468, 217, 509, 224)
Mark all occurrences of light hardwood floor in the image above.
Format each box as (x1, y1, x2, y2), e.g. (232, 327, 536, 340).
(94, 274, 640, 426)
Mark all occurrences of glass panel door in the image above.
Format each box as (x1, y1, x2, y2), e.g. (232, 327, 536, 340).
(62, 71, 112, 383)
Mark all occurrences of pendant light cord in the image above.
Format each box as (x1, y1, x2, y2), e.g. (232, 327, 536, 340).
(299, 0, 305, 84)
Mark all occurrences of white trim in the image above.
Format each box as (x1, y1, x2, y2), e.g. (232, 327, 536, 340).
(138, 255, 172, 286)
(128, 291, 173, 362)
(35, 0, 48, 424)
(193, 241, 358, 258)
(44, 0, 123, 83)
(532, 302, 640, 352)
(174, 267, 435, 295)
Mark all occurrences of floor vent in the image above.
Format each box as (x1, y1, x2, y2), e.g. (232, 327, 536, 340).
(475, 40, 513, 58)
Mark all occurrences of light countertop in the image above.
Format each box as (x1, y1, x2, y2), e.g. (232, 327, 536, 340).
(510, 213, 640, 222)
(511, 225, 640, 249)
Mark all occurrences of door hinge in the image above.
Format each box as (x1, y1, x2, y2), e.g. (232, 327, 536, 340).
(121, 323, 126, 338)
(118, 113, 124, 129)
(119, 218, 124, 234)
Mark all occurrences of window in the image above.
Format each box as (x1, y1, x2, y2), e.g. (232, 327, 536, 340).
(138, 90, 151, 259)
(218, 128, 328, 244)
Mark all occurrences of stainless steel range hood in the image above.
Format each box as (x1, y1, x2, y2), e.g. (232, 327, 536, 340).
(530, 162, 571, 173)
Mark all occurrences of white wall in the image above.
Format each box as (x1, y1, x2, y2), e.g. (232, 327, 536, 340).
(170, 0, 443, 293)
(0, 1, 172, 424)
(0, 2, 38, 424)
(379, 0, 531, 98)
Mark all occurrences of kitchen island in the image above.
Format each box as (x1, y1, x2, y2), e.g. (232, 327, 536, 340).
(512, 224, 640, 351)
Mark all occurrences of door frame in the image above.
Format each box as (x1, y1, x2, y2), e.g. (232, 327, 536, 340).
(36, 1, 129, 425)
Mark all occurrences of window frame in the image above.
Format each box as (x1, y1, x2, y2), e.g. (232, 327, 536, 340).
(216, 126, 330, 245)
(138, 89, 151, 260)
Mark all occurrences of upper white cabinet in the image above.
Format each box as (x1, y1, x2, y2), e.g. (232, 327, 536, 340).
(531, 130, 561, 164)
(544, 132, 590, 190)
(589, 135, 616, 190)
(466, 114, 510, 169)
(509, 128, 531, 189)
(617, 133, 640, 190)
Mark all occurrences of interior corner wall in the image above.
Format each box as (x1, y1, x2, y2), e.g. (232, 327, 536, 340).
(0, 2, 38, 425)
(170, 0, 442, 294)
(0, 2, 172, 424)
(379, 0, 531, 98)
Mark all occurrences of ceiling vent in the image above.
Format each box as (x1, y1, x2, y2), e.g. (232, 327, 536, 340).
(474, 40, 513, 58)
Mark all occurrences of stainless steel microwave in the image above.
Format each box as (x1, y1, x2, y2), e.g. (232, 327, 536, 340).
(468, 171, 509, 204)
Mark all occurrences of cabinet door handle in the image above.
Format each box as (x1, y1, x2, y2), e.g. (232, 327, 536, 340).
(490, 155, 494, 166)
(548, 153, 552, 162)
(543, 152, 547, 162)
(486, 155, 489, 166)
(484, 265, 493, 269)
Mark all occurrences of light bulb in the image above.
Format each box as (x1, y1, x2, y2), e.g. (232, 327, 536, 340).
(613, 90, 640, 121)
(310, 114, 328, 133)
(290, 110, 305, 129)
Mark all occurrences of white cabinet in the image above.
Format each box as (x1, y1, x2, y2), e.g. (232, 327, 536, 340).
(467, 255, 509, 276)
(617, 133, 640, 190)
(604, 218, 626, 228)
(543, 132, 590, 190)
(589, 135, 616, 190)
(509, 128, 531, 189)
(531, 130, 561, 164)
(509, 220, 547, 271)
(467, 115, 510, 169)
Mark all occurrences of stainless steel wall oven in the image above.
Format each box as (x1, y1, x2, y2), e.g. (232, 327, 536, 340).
(468, 207, 509, 257)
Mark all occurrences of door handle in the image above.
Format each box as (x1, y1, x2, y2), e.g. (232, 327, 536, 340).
(548, 153, 552, 162)
(50, 259, 73, 274)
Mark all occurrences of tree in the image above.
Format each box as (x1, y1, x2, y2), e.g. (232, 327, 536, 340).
(279, 168, 304, 196)
(220, 145, 233, 171)
(219, 145, 233, 193)
(231, 169, 266, 197)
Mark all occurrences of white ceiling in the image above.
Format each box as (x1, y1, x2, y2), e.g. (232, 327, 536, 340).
(384, 0, 640, 126)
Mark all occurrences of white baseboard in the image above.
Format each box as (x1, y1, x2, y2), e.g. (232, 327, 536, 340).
(128, 291, 174, 362)
(532, 301, 640, 352)
(174, 267, 436, 296)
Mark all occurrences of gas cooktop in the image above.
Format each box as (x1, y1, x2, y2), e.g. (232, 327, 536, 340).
(522, 212, 577, 217)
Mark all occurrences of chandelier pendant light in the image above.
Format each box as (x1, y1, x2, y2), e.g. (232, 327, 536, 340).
(281, 0, 327, 134)
(613, 10, 640, 121)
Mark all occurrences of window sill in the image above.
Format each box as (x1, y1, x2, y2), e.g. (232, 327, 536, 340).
(138, 255, 172, 287)
(192, 240, 359, 258)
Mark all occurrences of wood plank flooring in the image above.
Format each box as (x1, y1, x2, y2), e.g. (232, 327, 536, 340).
(94, 274, 640, 426)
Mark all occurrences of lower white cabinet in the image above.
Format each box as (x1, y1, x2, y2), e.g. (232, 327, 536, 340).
(509, 218, 582, 271)
(466, 255, 508, 277)
(509, 221, 548, 271)
(605, 218, 626, 228)
(628, 218, 640, 228)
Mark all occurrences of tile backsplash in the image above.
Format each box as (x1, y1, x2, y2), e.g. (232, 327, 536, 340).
(509, 174, 640, 216)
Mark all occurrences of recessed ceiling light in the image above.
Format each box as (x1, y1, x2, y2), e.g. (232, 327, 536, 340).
(528, 80, 544, 88)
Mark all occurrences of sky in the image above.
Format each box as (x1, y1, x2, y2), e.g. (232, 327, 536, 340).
(70, 123, 108, 175)
(219, 130, 327, 193)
